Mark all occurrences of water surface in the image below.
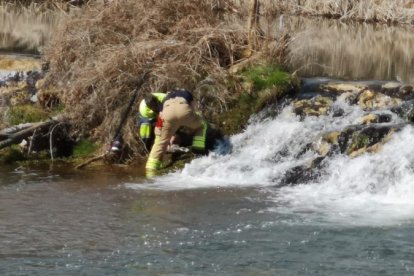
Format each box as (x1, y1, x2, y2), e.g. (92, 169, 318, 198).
(2, 164, 414, 275)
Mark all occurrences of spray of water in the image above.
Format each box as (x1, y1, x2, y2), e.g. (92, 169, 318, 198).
(125, 83, 414, 224)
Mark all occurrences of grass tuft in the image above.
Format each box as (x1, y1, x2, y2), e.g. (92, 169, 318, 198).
(244, 65, 290, 91)
(6, 105, 49, 125)
(73, 139, 98, 157)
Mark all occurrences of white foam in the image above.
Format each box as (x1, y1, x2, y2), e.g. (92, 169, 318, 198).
(126, 102, 365, 190)
(275, 126, 414, 225)
(125, 95, 414, 225)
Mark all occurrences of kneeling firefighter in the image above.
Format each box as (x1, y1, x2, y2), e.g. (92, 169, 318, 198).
(138, 92, 166, 151)
(146, 89, 208, 174)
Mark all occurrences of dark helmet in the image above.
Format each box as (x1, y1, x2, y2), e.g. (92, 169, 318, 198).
(144, 94, 161, 113)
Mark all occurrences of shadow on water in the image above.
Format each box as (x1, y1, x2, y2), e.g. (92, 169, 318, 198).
(270, 16, 414, 83)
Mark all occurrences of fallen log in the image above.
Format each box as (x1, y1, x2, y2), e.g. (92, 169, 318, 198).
(0, 123, 33, 140)
(0, 120, 57, 150)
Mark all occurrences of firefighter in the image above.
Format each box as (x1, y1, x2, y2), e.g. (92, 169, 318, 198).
(146, 89, 208, 174)
(138, 92, 166, 151)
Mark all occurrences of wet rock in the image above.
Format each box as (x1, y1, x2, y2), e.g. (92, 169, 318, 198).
(357, 89, 401, 110)
(338, 91, 360, 105)
(382, 82, 401, 90)
(323, 131, 341, 144)
(337, 125, 396, 157)
(293, 96, 333, 117)
(314, 140, 331, 156)
(390, 100, 414, 121)
(359, 113, 392, 125)
(398, 85, 414, 100)
(381, 82, 414, 100)
(279, 165, 320, 186)
(312, 131, 340, 157)
(321, 83, 367, 94)
(331, 106, 345, 117)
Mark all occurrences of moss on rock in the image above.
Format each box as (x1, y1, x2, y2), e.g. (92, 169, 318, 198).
(210, 64, 296, 135)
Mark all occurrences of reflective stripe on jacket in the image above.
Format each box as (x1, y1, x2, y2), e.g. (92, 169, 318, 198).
(139, 92, 166, 119)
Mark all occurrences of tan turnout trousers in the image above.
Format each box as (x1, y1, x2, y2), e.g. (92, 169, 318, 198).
(146, 97, 204, 169)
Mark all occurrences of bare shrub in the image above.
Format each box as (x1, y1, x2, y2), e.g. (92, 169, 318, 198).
(44, 0, 271, 154)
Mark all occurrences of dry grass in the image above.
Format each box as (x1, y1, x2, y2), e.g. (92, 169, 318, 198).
(0, 2, 64, 54)
(283, 16, 414, 82)
(266, 0, 414, 24)
(44, 0, 276, 154)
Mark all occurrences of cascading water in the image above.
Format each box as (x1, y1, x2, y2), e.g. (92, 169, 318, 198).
(126, 78, 414, 226)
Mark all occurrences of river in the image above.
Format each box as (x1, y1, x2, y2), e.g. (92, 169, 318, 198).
(2, 7, 414, 276)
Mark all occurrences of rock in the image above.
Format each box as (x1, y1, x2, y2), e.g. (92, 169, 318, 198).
(313, 139, 331, 156)
(323, 131, 341, 144)
(293, 96, 333, 117)
(359, 114, 378, 125)
(346, 125, 394, 156)
(321, 83, 367, 94)
(279, 165, 319, 186)
(390, 100, 414, 121)
(382, 82, 401, 90)
(382, 82, 414, 100)
(357, 89, 401, 110)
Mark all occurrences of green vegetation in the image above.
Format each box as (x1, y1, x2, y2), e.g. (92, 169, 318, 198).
(348, 132, 371, 154)
(0, 146, 26, 164)
(243, 64, 290, 91)
(211, 64, 295, 135)
(6, 105, 49, 125)
(73, 139, 98, 157)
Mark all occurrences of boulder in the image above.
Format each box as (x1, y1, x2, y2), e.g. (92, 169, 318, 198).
(357, 89, 401, 110)
(321, 83, 367, 94)
(293, 96, 333, 117)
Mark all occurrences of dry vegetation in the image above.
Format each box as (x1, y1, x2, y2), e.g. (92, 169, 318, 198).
(0, 2, 63, 53)
(269, 0, 414, 24)
(283, 16, 414, 82)
(38, 0, 414, 158)
(43, 0, 282, 155)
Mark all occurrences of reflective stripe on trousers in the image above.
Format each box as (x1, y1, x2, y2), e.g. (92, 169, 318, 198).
(192, 119, 207, 150)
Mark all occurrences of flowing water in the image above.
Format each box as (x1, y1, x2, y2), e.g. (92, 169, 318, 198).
(2, 8, 414, 276)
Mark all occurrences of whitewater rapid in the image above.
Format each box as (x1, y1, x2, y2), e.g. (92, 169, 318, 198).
(125, 84, 414, 225)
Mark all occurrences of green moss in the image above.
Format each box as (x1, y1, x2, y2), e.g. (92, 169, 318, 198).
(6, 105, 49, 125)
(51, 104, 65, 116)
(209, 65, 294, 135)
(73, 139, 98, 157)
(243, 64, 290, 91)
(0, 146, 26, 164)
(347, 132, 371, 154)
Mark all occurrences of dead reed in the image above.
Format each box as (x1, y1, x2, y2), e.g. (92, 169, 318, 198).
(267, 0, 414, 25)
(0, 2, 64, 53)
(283, 16, 414, 82)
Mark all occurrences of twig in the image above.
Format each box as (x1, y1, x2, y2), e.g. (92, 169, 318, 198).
(75, 153, 106, 169)
(28, 128, 37, 155)
(49, 123, 62, 162)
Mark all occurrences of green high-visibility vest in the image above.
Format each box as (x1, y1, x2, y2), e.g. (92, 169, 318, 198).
(139, 92, 166, 119)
